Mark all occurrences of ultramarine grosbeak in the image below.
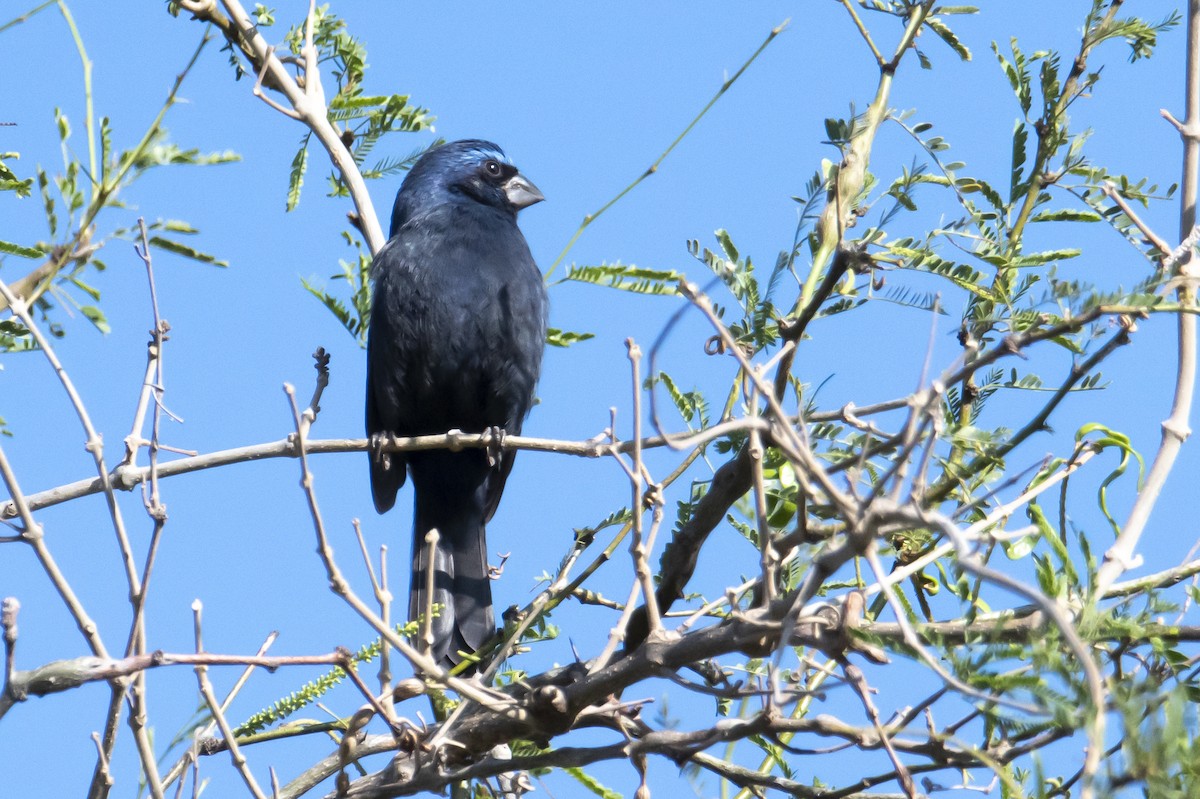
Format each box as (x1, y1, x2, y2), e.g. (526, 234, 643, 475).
(366, 140, 547, 668)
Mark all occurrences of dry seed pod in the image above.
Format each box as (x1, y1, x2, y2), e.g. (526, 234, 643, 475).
(392, 677, 425, 702)
(346, 704, 374, 734)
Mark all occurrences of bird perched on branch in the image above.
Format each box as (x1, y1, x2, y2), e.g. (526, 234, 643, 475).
(366, 140, 547, 668)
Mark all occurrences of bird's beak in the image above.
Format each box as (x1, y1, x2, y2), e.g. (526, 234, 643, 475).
(503, 173, 544, 210)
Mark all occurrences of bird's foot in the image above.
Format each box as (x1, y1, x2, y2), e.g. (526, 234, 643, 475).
(369, 432, 393, 471)
(488, 551, 511, 580)
(485, 426, 507, 468)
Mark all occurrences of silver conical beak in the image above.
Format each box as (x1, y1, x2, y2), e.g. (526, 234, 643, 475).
(503, 173, 544, 210)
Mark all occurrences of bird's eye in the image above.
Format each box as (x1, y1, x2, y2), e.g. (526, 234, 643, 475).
(484, 160, 502, 176)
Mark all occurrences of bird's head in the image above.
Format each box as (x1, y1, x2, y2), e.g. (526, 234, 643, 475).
(391, 140, 543, 233)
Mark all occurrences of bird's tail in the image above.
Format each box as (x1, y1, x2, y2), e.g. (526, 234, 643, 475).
(409, 457, 494, 668)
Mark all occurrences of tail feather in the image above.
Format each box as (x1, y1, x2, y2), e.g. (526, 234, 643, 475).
(409, 452, 494, 668)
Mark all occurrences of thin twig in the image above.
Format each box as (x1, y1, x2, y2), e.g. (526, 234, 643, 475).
(748, 408, 777, 605)
(1101, 181, 1172, 254)
(0, 439, 110, 677)
(545, 20, 788, 277)
(841, 660, 917, 798)
(161, 631, 280, 790)
(839, 0, 885, 66)
(420, 529, 438, 664)
(192, 601, 269, 799)
(625, 339, 660, 635)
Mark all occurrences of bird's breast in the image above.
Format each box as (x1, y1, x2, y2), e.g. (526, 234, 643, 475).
(371, 209, 546, 437)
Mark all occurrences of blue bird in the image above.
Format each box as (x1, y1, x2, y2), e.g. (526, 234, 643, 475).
(366, 140, 547, 668)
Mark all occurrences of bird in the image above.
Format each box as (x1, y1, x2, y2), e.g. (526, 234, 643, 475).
(365, 139, 547, 669)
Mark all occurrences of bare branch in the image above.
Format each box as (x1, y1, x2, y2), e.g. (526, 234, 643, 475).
(192, 601, 269, 799)
(1094, 0, 1200, 597)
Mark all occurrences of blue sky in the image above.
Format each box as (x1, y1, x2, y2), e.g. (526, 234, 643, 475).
(1, 2, 1196, 797)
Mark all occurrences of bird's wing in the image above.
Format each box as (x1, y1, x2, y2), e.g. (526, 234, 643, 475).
(366, 373, 407, 513)
(366, 243, 409, 514)
(483, 443, 517, 523)
(481, 247, 547, 522)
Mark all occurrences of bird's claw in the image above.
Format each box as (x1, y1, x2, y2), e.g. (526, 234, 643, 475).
(488, 551, 510, 580)
(369, 432, 392, 471)
(486, 426, 506, 468)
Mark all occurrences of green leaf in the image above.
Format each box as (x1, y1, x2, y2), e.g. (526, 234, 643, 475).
(157, 220, 201, 234)
(360, 140, 439, 180)
(654, 370, 707, 427)
(302, 276, 363, 341)
(1077, 422, 1146, 537)
(1002, 525, 1037, 559)
(1010, 121, 1028, 199)
(69, 275, 102, 302)
(956, 176, 1005, 210)
(147, 236, 228, 267)
(545, 327, 594, 348)
(888, 242, 993, 300)
(234, 625, 412, 736)
(99, 116, 113, 187)
(749, 734, 796, 778)
(303, 243, 373, 346)
(1039, 54, 1061, 116)
(329, 93, 393, 111)
(0, 151, 32, 198)
(888, 186, 917, 211)
(287, 143, 308, 212)
(1009, 248, 1082, 267)
(0, 240, 45, 259)
(716, 228, 739, 263)
(927, 17, 971, 61)
(727, 514, 759, 549)
(573, 507, 632, 542)
(1089, 11, 1181, 62)
(55, 107, 70, 142)
(0, 176, 32, 197)
(37, 168, 56, 236)
(80, 305, 110, 334)
(562, 767, 622, 799)
(824, 117, 850, 146)
(1030, 208, 1102, 223)
(562, 262, 682, 296)
(993, 39, 1032, 115)
(132, 143, 241, 169)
